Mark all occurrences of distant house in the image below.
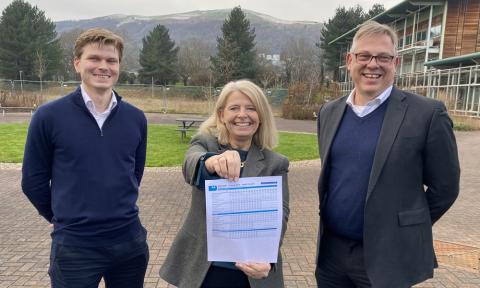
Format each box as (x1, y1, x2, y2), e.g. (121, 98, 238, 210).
(330, 0, 480, 119)
(258, 53, 284, 66)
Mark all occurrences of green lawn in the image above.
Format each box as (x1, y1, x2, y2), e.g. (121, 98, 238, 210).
(0, 123, 319, 167)
(0, 123, 28, 163)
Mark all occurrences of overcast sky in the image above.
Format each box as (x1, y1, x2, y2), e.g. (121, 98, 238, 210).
(0, 0, 401, 23)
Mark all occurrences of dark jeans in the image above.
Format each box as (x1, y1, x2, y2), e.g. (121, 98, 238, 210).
(315, 231, 371, 288)
(49, 236, 149, 288)
(201, 265, 251, 288)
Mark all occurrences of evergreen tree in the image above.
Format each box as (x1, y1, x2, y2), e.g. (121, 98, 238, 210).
(0, 0, 61, 80)
(211, 6, 257, 86)
(138, 24, 178, 85)
(319, 4, 385, 80)
(366, 4, 386, 20)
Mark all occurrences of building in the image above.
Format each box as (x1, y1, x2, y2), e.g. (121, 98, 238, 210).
(258, 53, 283, 66)
(331, 0, 480, 119)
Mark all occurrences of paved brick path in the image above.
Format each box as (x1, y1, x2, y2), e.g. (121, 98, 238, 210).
(0, 114, 478, 287)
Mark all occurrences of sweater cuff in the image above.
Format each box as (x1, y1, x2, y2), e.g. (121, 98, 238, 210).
(195, 152, 218, 189)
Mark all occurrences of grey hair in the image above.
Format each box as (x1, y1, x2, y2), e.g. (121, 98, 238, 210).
(350, 21, 398, 55)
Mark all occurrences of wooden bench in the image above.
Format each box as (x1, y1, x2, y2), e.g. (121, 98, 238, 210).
(0, 106, 36, 116)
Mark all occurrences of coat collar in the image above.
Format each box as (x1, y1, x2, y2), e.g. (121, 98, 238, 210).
(70, 86, 122, 109)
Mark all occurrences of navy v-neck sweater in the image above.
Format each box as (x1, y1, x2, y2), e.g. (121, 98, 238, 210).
(22, 88, 147, 247)
(323, 100, 388, 241)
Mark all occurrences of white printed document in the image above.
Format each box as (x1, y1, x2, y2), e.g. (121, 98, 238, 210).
(205, 176, 283, 263)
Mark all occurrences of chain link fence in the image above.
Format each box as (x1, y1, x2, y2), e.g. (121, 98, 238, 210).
(0, 79, 288, 115)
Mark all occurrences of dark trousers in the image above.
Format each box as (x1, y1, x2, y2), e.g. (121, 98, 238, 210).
(201, 265, 251, 288)
(49, 236, 149, 288)
(315, 231, 371, 288)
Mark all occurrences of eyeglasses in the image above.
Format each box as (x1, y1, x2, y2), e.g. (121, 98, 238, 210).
(353, 53, 396, 65)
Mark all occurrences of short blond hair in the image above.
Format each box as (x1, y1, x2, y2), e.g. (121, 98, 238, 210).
(74, 28, 124, 61)
(350, 21, 398, 54)
(199, 80, 278, 150)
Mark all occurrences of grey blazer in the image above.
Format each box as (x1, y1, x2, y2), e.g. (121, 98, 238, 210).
(316, 87, 460, 288)
(160, 133, 290, 288)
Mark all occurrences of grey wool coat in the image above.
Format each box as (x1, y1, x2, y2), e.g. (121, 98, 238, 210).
(316, 87, 460, 288)
(160, 133, 290, 288)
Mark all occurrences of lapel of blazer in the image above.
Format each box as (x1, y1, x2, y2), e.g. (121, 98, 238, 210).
(322, 97, 347, 160)
(366, 87, 407, 201)
(242, 143, 265, 177)
(321, 97, 347, 165)
(318, 98, 346, 202)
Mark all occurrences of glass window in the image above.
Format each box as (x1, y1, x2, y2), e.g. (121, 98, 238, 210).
(416, 31, 427, 42)
(405, 35, 412, 45)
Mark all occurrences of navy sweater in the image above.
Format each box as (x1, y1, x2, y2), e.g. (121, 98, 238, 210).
(22, 87, 147, 247)
(324, 100, 388, 241)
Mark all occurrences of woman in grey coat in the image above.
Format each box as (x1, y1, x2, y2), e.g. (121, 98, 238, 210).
(160, 80, 289, 288)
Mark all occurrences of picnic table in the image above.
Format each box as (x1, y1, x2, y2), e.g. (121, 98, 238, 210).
(176, 118, 206, 142)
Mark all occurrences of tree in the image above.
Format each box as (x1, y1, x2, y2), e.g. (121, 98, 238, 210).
(366, 4, 386, 20)
(0, 0, 61, 80)
(177, 39, 213, 86)
(319, 5, 364, 81)
(282, 37, 320, 85)
(138, 24, 178, 85)
(211, 6, 257, 86)
(34, 49, 47, 95)
(118, 71, 137, 84)
(256, 57, 281, 89)
(319, 4, 385, 80)
(114, 28, 140, 72)
(58, 28, 83, 81)
(281, 37, 322, 104)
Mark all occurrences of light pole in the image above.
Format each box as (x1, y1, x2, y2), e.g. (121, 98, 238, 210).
(19, 70, 24, 97)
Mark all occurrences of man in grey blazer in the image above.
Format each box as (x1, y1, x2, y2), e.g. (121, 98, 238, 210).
(315, 21, 460, 288)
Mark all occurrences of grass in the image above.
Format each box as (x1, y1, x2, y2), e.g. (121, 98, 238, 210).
(146, 125, 191, 166)
(0, 123, 29, 163)
(274, 132, 319, 161)
(0, 123, 318, 167)
(453, 122, 475, 131)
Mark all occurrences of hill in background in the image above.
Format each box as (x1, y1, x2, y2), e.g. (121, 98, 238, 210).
(55, 9, 323, 71)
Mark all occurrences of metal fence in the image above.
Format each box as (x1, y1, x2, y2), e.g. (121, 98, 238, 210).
(337, 65, 480, 118)
(0, 80, 288, 115)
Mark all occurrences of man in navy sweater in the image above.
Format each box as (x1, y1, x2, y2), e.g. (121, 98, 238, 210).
(22, 28, 149, 288)
(316, 21, 460, 287)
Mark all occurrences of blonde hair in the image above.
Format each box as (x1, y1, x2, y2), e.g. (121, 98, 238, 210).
(350, 21, 398, 55)
(74, 28, 124, 61)
(199, 80, 278, 150)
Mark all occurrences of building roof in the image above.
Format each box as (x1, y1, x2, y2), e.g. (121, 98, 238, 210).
(328, 0, 444, 45)
(424, 52, 480, 68)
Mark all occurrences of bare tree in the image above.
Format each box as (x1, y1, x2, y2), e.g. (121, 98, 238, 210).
(257, 56, 282, 89)
(34, 49, 47, 99)
(281, 37, 322, 104)
(177, 38, 213, 86)
(58, 29, 83, 81)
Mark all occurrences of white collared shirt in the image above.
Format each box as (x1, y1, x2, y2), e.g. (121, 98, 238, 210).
(346, 85, 393, 117)
(80, 85, 117, 129)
